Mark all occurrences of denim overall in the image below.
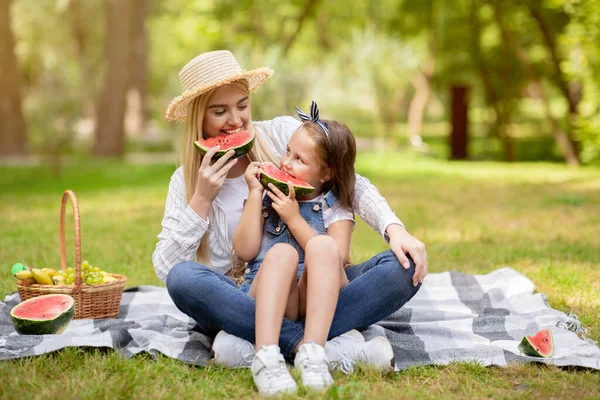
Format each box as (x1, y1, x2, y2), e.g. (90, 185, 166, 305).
(238, 190, 338, 293)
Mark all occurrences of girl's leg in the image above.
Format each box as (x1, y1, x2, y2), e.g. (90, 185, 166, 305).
(298, 235, 346, 347)
(247, 243, 299, 349)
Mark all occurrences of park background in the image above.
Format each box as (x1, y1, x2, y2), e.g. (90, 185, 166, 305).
(1, 0, 599, 398)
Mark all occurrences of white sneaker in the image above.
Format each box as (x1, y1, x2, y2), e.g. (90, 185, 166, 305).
(325, 331, 395, 374)
(211, 330, 255, 368)
(252, 345, 298, 396)
(294, 342, 334, 391)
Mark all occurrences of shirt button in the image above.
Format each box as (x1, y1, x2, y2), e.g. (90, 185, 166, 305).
(245, 268, 250, 274)
(262, 212, 268, 218)
(313, 204, 320, 211)
(275, 226, 281, 232)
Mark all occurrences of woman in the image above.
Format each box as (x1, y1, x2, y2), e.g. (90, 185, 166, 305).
(153, 50, 428, 376)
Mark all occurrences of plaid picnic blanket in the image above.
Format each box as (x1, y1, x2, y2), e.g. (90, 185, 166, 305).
(1, 267, 599, 370)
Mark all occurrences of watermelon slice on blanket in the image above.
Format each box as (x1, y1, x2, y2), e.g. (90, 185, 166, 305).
(193, 130, 255, 159)
(10, 294, 75, 335)
(258, 163, 315, 196)
(518, 327, 554, 358)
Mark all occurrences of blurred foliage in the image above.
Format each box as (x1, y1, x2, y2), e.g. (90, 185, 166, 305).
(6, 0, 600, 164)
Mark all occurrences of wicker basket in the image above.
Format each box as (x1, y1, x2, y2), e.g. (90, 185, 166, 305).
(17, 190, 127, 319)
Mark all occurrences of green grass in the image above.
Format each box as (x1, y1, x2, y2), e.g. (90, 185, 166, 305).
(1, 153, 599, 399)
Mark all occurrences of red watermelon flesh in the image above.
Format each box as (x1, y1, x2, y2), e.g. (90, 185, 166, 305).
(193, 129, 255, 159)
(518, 327, 554, 357)
(10, 294, 75, 335)
(258, 163, 315, 196)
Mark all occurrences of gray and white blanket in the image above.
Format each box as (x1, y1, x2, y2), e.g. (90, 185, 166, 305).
(1, 267, 599, 370)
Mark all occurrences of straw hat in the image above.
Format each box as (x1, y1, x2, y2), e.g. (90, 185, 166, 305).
(165, 50, 273, 121)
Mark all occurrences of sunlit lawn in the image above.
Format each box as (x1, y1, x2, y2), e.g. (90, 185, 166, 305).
(1, 152, 599, 399)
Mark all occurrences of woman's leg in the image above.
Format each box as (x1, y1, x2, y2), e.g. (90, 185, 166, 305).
(279, 249, 421, 357)
(297, 235, 346, 347)
(166, 260, 304, 345)
(329, 250, 420, 338)
(247, 243, 299, 349)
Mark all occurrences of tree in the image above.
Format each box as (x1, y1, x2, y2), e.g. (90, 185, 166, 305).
(0, 0, 28, 155)
(93, 0, 135, 157)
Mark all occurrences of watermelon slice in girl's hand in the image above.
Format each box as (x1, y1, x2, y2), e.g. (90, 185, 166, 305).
(258, 164, 315, 196)
(193, 130, 255, 160)
(518, 327, 554, 358)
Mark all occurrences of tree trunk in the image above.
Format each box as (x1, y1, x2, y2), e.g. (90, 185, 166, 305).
(125, 0, 148, 137)
(93, 0, 134, 157)
(282, 0, 322, 57)
(0, 0, 28, 155)
(407, 0, 436, 149)
(450, 85, 469, 160)
(492, 1, 579, 166)
(470, 0, 515, 161)
(526, 2, 581, 154)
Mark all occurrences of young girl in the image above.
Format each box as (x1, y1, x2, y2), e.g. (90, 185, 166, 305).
(232, 102, 356, 395)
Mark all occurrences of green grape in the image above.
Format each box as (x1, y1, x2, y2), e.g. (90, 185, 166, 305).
(93, 267, 100, 272)
(66, 267, 74, 274)
(66, 276, 74, 285)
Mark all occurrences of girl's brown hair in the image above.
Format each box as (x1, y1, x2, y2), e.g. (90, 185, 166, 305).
(302, 120, 356, 210)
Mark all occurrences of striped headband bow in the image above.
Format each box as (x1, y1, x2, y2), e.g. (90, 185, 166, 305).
(295, 101, 329, 137)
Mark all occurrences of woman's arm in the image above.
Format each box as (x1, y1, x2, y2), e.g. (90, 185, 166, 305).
(152, 168, 210, 283)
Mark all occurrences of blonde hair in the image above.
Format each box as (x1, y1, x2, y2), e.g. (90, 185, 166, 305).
(181, 80, 278, 278)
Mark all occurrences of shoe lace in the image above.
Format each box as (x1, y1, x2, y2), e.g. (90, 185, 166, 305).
(332, 344, 369, 374)
(301, 359, 329, 375)
(264, 363, 290, 382)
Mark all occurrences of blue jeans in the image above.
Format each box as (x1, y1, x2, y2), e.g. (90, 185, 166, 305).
(166, 250, 421, 359)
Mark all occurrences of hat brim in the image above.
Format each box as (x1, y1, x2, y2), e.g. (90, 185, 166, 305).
(165, 67, 274, 121)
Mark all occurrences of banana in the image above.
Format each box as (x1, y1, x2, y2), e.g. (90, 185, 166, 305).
(52, 275, 66, 285)
(31, 268, 54, 285)
(41, 267, 59, 278)
(14, 270, 36, 284)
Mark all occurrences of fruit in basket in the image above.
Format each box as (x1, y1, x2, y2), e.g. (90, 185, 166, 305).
(10, 294, 75, 335)
(11, 263, 28, 275)
(31, 268, 54, 285)
(41, 268, 59, 278)
(14, 269, 36, 284)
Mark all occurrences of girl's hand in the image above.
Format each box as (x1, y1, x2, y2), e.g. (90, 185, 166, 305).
(244, 162, 264, 194)
(192, 146, 237, 204)
(267, 182, 300, 225)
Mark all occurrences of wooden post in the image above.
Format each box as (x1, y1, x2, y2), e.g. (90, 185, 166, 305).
(450, 85, 469, 160)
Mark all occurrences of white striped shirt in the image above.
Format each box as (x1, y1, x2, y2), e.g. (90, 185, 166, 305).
(152, 116, 404, 283)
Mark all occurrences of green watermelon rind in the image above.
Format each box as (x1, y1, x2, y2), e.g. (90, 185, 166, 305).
(193, 131, 255, 160)
(259, 170, 315, 197)
(10, 294, 75, 335)
(517, 328, 554, 358)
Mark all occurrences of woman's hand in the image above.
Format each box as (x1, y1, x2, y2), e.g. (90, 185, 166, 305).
(190, 146, 237, 216)
(267, 182, 300, 225)
(244, 162, 264, 194)
(386, 224, 428, 287)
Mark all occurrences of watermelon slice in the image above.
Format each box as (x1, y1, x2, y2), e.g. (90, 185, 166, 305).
(193, 129, 255, 159)
(258, 163, 315, 196)
(10, 294, 75, 335)
(518, 327, 554, 358)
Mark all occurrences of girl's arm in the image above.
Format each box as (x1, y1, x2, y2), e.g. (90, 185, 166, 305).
(232, 163, 265, 262)
(326, 220, 353, 265)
